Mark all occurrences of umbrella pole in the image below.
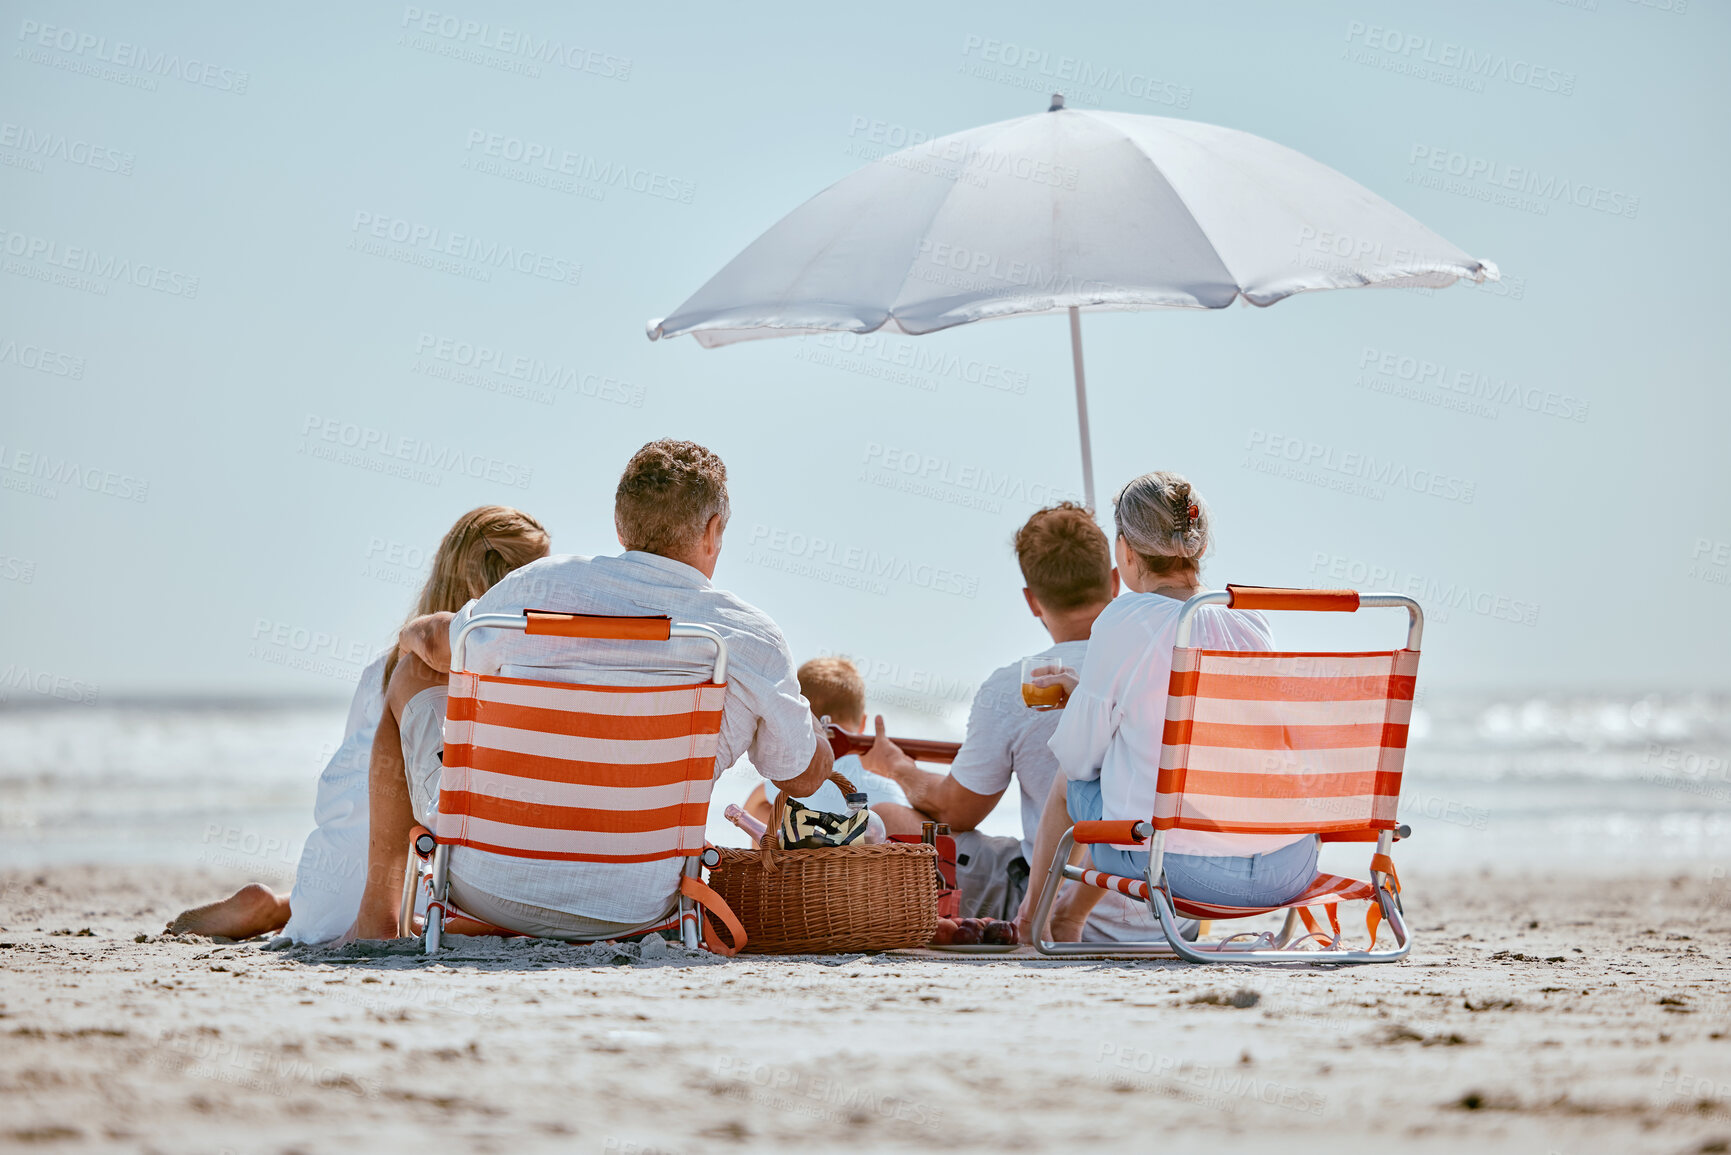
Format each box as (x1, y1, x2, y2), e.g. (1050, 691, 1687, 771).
(1068, 306, 1096, 512)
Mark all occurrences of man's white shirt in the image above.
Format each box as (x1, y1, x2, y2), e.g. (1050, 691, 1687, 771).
(948, 640, 1165, 940)
(443, 551, 816, 924)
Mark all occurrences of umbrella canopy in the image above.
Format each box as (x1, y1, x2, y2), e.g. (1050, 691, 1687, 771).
(648, 97, 1496, 506)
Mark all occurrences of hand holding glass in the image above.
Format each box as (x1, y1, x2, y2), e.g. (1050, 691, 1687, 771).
(1020, 658, 1075, 710)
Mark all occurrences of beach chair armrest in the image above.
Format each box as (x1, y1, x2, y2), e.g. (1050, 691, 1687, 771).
(1318, 824, 1411, 843)
(1071, 820, 1151, 845)
(524, 610, 672, 640)
(1225, 585, 1360, 612)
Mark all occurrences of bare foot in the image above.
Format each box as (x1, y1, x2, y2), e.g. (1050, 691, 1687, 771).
(1046, 912, 1087, 942)
(353, 902, 403, 942)
(165, 884, 290, 939)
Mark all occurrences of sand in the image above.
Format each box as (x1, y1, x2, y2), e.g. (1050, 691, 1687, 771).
(3, 863, 1729, 1154)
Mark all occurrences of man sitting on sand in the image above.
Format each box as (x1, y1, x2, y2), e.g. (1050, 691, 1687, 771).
(353, 439, 835, 940)
(743, 657, 926, 837)
(863, 502, 1187, 939)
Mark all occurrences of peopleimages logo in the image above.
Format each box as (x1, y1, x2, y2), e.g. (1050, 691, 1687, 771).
(1243, 429, 1475, 505)
(0, 554, 37, 584)
(1357, 346, 1589, 423)
(463, 130, 694, 204)
(712, 1058, 943, 1129)
(797, 332, 1028, 396)
(911, 239, 1114, 298)
(844, 116, 1080, 192)
(349, 212, 581, 287)
(1643, 743, 1727, 787)
(0, 227, 200, 297)
(15, 18, 250, 93)
(1343, 21, 1576, 96)
(958, 35, 1193, 109)
(152, 1034, 383, 1101)
(413, 332, 645, 407)
(847, 116, 938, 152)
(360, 535, 433, 591)
(0, 443, 149, 502)
(744, 525, 980, 599)
(399, 7, 631, 80)
(1095, 1044, 1326, 1117)
(0, 121, 134, 175)
(250, 619, 377, 669)
(1292, 224, 1444, 274)
(298, 415, 533, 490)
(821, 650, 977, 711)
(861, 443, 1079, 511)
(1408, 145, 1638, 220)
(0, 336, 85, 379)
(1309, 552, 1540, 628)
(1690, 537, 1729, 588)
(0, 665, 99, 705)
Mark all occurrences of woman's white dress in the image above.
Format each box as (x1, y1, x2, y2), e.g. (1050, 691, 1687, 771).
(280, 654, 387, 945)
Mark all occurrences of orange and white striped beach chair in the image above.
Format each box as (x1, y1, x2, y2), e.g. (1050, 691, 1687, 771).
(1031, 585, 1420, 964)
(397, 609, 746, 957)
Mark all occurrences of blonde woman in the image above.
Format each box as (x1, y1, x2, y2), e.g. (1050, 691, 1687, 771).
(1021, 472, 1318, 942)
(167, 506, 549, 943)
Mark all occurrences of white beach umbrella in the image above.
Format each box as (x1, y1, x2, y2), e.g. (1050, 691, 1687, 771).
(647, 96, 1496, 509)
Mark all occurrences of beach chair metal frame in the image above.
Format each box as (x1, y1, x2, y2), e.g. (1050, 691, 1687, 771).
(1031, 585, 1421, 964)
(398, 609, 742, 956)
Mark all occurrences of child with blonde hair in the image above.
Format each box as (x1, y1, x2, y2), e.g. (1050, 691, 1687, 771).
(744, 657, 926, 836)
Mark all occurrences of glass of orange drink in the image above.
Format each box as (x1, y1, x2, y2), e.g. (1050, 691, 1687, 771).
(1020, 657, 1071, 710)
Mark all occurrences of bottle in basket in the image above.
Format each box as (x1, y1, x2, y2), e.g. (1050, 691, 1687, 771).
(845, 793, 888, 845)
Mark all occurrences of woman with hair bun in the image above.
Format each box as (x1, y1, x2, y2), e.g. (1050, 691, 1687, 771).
(166, 506, 550, 944)
(1020, 471, 1319, 942)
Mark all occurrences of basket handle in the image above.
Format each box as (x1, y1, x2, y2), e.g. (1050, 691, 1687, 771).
(759, 767, 859, 867)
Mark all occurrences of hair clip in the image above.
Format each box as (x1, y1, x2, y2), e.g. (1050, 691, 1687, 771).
(1186, 504, 1199, 521)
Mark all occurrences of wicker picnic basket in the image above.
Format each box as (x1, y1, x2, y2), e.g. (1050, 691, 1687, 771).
(706, 770, 939, 954)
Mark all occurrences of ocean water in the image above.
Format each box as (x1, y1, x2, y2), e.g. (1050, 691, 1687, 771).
(1, 692, 1727, 880)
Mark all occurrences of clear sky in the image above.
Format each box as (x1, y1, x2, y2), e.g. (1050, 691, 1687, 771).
(2, 0, 1726, 704)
